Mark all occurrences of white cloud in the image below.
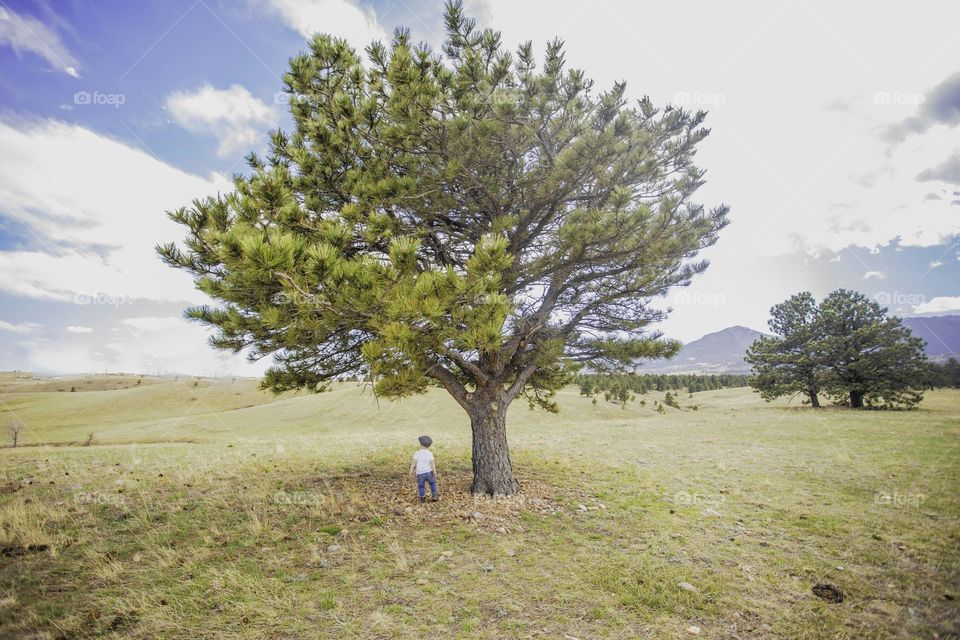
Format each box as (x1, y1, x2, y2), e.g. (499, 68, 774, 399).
(121, 316, 187, 332)
(477, 1, 960, 253)
(0, 6, 80, 77)
(19, 316, 270, 376)
(262, 0, 387, 49)
(863, 270, 886, 280)
(0, 320, 42, 334)
(66, 325, 94, 333)
(914, 296, 960, 314)
(470, 0, 960, 343)
(22, 316, 271, 376)
(0, 117, 231, 304)
(165, 84, 278, 158)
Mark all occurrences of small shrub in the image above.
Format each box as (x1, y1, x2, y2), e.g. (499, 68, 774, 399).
(8, 419, 24, 448)
(664, 391, 680, 409)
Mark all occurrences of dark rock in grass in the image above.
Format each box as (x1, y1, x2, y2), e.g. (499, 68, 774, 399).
(812, 583, 844, 603)
(1, 543, 49, 557)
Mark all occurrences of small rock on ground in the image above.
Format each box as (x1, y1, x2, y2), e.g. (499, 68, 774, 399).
(687, 625, 701, 635)
(678, 582, 698, 593)
(812, 582, 844, 603)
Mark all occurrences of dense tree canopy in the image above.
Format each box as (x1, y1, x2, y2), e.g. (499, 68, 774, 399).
(746, 292, 823, 407)
(746, 289, 928, 409)
(159, 2, 728, 494)
(817, 290, 927, 408)
(927, 358, 960, 389)
(576, 372, 749, 404)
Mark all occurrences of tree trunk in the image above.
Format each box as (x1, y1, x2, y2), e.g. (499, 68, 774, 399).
(468, 386, 519, 496)
(850, 391, 864, 408)
(808, 390, 821, 408)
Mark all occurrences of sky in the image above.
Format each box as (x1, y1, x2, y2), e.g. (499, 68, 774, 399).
(0, 0, 958, 376)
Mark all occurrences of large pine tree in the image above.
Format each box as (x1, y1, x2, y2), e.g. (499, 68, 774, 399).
(158, 2, 728, 495)
(816, 289, 928, 409)
(746, 292, 823, 407)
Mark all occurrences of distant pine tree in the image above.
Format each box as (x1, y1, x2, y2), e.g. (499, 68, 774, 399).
(746, 289, 928, 409)
(746, 292, 823, 407)
(816, 290, 927, 409)
(664, 391, 680, 408)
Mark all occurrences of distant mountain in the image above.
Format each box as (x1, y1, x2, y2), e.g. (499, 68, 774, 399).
(641, 325, 769, 374)
(640, 315, 960, 375)
(902, 315, 960, 361)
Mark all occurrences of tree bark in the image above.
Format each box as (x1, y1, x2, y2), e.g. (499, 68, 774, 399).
(808, 390, 821, 408)
(468, 385, 519, 496)
(850, 391, 864, 408)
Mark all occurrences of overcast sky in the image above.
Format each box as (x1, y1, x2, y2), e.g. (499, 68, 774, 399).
(1, 0, 958, 376)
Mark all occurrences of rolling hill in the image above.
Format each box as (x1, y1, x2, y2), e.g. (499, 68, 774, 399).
(903, 315, 960, 361)
(641, 325, 768, 374)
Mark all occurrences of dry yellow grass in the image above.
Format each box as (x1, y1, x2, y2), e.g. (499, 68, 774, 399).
(0, 373, 958, 638)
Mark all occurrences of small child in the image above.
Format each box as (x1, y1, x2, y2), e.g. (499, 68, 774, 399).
(409, 435, 439, 503)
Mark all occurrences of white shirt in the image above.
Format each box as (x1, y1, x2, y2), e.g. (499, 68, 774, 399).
(413, 449, 434, 474)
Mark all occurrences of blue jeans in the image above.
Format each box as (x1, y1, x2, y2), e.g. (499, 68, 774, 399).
(416, 471, 437, 498)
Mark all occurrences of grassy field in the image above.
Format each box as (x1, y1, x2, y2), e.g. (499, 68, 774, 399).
(1, 371, 958, 639)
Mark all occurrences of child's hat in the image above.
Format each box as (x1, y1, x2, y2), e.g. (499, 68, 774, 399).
(418, 435, 432, 447)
